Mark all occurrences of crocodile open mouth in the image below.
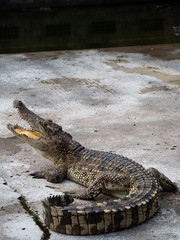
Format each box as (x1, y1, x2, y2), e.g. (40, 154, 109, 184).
(7, 123, 43, 140)
(7, 100, 44, 140)
(14, 128, 42, 139)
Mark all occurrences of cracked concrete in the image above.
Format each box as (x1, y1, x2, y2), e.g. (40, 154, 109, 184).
(0, 44, 180, 240)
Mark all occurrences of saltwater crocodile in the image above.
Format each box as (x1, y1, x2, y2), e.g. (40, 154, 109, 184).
(7, 100, 178, 235)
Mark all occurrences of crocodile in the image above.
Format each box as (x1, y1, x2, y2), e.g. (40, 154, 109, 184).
(7, 100, 178, 235)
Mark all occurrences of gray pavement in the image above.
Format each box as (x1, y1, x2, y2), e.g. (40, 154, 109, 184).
(0, 44, 180, 240)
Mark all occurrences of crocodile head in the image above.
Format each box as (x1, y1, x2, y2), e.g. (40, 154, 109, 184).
(7, 100, 73, 162)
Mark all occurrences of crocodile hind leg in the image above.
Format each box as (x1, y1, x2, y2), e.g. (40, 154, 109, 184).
(70, 172, 130, 200)
(30, 167, 66, 183)
(148, 168, 178, 192)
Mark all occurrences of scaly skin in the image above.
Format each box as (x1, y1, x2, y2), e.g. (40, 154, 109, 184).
(7, 100, 178, 235)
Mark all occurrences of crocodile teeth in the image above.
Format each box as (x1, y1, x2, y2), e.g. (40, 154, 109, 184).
(7, 123, 42, 139)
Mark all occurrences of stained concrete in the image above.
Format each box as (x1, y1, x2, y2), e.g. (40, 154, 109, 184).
(0, 44, 180, 240)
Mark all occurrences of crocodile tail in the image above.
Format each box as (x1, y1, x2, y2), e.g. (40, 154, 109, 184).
(42, 190, 160, 235)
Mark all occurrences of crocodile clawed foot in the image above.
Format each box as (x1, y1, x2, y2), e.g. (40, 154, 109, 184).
(30, 171, 45, 179)
(65, 191, 80, 199)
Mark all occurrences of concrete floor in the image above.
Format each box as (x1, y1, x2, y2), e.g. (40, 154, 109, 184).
(0, 44, 180, 240)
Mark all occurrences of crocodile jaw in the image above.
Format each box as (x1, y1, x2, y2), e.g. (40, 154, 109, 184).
(7, 100, 46, 144)
(7, 100, 44, 140)
(7, 124, 42, 140)
(7, 100, 73, 161)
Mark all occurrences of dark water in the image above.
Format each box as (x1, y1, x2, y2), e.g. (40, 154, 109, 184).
(0, 3, 180, 53)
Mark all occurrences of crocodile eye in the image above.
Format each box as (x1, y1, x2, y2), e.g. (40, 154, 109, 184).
(40, 121, 47, 128)
(55, 126, 62, 131)
(161, 176, 165, 181)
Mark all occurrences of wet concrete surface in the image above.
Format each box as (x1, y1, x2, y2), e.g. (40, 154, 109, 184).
(0, 44, 180, 240)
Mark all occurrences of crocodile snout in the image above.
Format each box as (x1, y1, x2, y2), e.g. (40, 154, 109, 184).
(13, 100, 24, 109)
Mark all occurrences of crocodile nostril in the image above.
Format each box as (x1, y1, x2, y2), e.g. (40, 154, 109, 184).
(13, 100, 23, 108)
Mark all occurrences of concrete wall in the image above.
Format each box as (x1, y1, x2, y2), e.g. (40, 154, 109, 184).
(0, 4, 179, 53)
(0, 0, 127, 10)
(0, 0, 176, 10)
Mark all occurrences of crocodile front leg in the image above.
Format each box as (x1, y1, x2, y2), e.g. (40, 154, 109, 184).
(30, 167, 67, 183)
